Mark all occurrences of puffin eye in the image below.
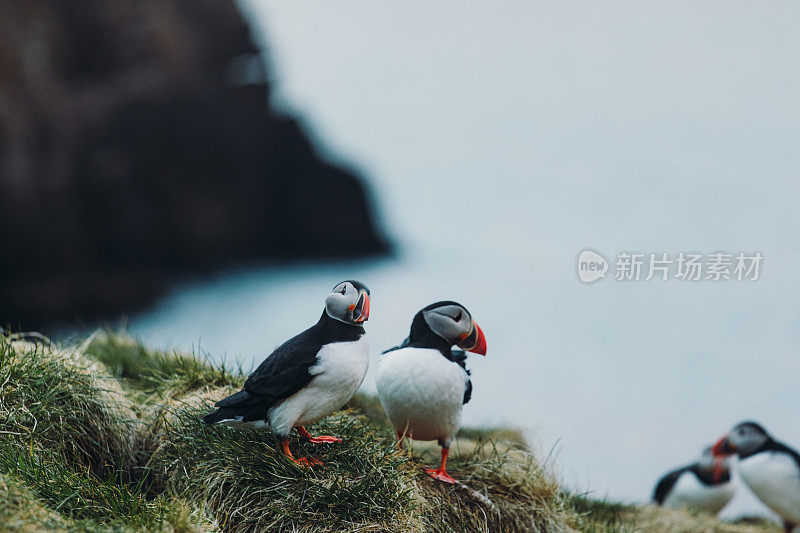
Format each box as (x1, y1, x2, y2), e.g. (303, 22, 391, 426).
(453, 311, 462, 322)
(340, 286, 347, 295)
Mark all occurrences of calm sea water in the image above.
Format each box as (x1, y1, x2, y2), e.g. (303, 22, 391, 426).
(129, 0, 800, 520)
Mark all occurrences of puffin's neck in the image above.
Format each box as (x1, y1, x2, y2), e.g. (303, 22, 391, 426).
(690, 462, 730, 485)
(407, 314, 454, 359)
(317, 310, 365, 341)
(739, 437, 776, 459)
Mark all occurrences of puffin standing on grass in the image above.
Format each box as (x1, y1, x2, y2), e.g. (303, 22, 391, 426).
(376, 301, 487, 483)
(203, 280, 371, 467)
(713, 421, 800, 533)
(652, 446, 735, 514)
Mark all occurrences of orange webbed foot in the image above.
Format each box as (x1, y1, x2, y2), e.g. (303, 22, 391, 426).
(426, 468, 457, 484)
(281, 439, 323, 468)
(292, 456, 323, 467)
(307, 435, 342, 444)
(426, 447, 455, 483)
(295, 427, 342, 444)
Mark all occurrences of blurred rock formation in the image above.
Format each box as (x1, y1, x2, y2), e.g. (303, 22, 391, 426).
(0, 0, 389, 327)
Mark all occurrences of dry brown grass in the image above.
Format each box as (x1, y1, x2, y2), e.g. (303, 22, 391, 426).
(0, 474, 69, 532)
(618, 505, 780, 533)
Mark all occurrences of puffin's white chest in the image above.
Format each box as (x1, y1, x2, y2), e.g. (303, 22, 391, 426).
(376, 347, 468, 444)
(662, 472, 734, 514)
(738, 451, 800, 524)
(268, 335, 370, 434)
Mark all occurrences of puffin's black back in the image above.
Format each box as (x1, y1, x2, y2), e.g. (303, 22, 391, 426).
(653, 465, 691, 504)
(653, 461, 732, 504)
(756, 440, 800, 470)
(204, 311, 364, 425)
(383, 302, 473, 404)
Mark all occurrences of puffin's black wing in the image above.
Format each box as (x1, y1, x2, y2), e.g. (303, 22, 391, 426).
(203, 323, 324, 424)
(242, 326, 324, 399)
(653, 465, 690, 504)
(463, 379, 473, 405)
(451, 350, 473, 404)
(382, 336, 411, 354)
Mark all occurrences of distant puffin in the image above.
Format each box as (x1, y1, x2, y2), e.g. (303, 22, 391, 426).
(652, 446, 734, 514)
(203, 280, 371, 466)
(376, 301, 487, 483)
(713, 422, 800, 533)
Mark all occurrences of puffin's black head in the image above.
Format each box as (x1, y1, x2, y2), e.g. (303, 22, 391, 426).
(410, 301, 487, 355)
(325, 280, 371, 325)
(712, 421, 771, 458)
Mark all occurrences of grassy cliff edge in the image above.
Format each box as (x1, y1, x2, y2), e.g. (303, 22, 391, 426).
(0, 332, 779, 532)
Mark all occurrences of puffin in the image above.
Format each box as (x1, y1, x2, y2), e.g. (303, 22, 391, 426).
(652, 446, 734, 514)
(713, 421, 800, 533)
(203, 280, 371, 467)
(376, 301, 487, 483)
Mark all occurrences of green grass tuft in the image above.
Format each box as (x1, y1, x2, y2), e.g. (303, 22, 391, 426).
(86, 331, 242, 398)
(0, 335, 135, 476)
(150, 408, 417, 531)
(0, 334, 208, 531)
(0, 331, 782, 532)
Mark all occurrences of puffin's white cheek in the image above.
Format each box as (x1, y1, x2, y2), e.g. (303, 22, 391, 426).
(325, 295, 345, 318)
(325, 294, 337, 311)
(431, 316, 463, 343)
(426, 315, 449, 340)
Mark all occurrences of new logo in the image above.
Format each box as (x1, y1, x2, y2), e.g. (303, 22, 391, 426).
(577, 249, 608, 283)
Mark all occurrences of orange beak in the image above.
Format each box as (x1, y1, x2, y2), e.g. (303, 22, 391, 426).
(354, 291, 370, 323)
(458, 321, 487, 355)
(712, 435, 734, 457)
(712, 456, 725, 483)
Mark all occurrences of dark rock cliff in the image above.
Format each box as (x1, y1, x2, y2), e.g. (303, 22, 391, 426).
(0, 1, 389, 327)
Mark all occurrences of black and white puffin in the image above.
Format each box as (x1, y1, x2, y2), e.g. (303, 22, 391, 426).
(203, 280, 371, 466)
(652, 446, 734, 514)
(376, 301, 487, 483)
(713, 421, 800, 533)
